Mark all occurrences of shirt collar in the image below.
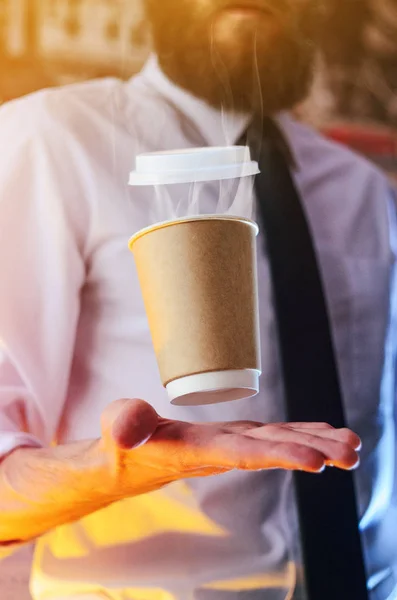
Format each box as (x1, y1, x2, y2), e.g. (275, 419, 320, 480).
(136, 55, 251, 147)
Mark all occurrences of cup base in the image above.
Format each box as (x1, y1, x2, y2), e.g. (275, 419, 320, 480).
(167, 369, 260, 406)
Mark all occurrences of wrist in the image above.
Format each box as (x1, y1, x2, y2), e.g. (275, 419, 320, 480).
(0, 441, 121, 544)
(3, 441, 117, 509)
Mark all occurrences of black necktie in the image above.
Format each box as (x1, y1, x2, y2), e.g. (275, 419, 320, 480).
(244, 119, 369, 600)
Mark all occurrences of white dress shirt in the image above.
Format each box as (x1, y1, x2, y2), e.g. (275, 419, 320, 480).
(0, 56, 396, 600)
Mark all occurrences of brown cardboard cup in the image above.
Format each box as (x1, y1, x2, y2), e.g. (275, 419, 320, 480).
(129, 215, 261, 406)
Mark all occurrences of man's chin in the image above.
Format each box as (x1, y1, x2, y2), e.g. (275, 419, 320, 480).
(155, 24, 315, 115)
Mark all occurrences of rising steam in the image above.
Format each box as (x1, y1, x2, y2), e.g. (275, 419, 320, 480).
(148, 173, 256, 225)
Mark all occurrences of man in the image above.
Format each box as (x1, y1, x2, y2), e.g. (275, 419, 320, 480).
(0, 1, 393, 599)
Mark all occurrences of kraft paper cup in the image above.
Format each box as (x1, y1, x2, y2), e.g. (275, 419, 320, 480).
(129, 215, 261, 406)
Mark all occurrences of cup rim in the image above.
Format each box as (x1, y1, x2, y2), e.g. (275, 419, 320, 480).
(128, 214, 259, 250)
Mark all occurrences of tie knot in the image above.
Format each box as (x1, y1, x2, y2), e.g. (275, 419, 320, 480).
(238, 117, 296, 169)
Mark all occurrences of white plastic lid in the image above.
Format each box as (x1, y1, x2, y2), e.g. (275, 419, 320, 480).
(129, 146, 260, 186)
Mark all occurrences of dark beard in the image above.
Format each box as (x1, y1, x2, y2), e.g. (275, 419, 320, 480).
(144, 0, 320, 116)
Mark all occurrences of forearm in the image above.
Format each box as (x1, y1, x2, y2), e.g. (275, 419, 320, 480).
(0, 441, 115, 544)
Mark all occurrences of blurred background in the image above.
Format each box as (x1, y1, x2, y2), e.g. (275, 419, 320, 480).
(0, 0, 150, 100)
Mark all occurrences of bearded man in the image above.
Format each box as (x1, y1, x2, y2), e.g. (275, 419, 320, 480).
(0, 2, 394, 599)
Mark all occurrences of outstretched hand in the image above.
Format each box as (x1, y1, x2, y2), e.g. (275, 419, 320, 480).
(100, 399, 361, 500)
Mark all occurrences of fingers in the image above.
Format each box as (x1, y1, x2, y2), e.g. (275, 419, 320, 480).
(286, 426, 362, 451)
(212, 434, 327, 473)
(274, 422, 361, 450)
(162, 420, 361, 476)
(101, 399, 159, 450)
(244, 425, 360, 470)
(220, 422, 361, 450)
(174, 423, 327, 474)
(277, 422, 334, 430)
(221, 421, 361, 458)
(262, 442, 325, 473)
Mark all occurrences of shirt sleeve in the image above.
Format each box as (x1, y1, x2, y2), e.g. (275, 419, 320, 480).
(0, 94, 88, 458)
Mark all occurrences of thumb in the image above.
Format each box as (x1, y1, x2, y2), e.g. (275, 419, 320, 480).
(101, 398, 159, 450)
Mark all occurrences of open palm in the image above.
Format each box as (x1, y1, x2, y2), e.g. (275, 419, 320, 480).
(101, 399, 361, 500)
